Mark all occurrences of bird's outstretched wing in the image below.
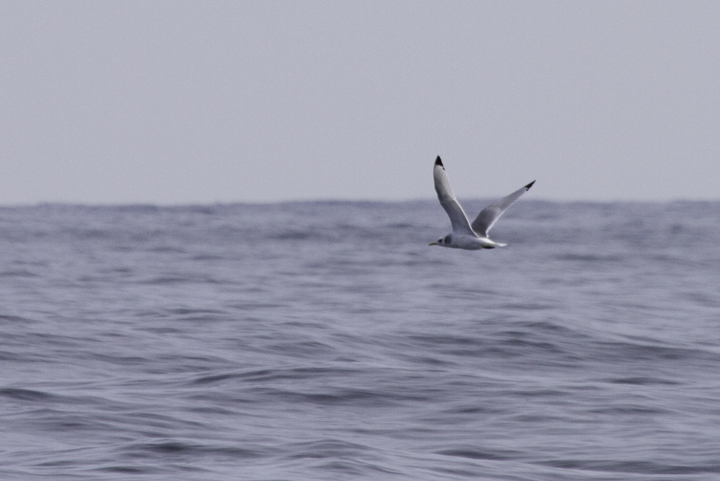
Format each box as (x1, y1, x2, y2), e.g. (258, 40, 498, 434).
(433, 157, 475, 236)
(471, 181, 535, 238)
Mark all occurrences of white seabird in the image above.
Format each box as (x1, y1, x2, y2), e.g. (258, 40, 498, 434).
(430, 156, 534, 250)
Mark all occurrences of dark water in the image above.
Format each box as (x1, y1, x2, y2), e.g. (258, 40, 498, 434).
(0, 200, 719, 480)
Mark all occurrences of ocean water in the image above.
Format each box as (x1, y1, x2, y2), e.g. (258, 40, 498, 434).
(0, 200, 719, 480)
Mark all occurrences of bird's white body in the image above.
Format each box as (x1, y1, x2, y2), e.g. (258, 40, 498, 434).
(430, 156, 534, 250)
(434, 233, 506, 250)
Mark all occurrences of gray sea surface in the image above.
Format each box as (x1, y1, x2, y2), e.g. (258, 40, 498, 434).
(0, 200, 719, 480)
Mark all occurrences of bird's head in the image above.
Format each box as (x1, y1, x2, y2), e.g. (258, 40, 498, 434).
(429, 235, 450, 246)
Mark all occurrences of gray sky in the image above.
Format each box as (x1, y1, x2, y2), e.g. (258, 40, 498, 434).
(1, 1, 719, 204)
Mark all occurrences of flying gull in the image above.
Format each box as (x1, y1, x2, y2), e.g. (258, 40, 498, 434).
(430, 156, 534, 250)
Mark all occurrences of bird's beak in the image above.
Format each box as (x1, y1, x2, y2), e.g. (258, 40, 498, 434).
(429, 242, 437, 246)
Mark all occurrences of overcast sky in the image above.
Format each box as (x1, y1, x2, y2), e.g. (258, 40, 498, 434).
(1, 1, 719, 204)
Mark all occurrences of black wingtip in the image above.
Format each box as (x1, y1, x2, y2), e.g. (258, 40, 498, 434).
(435, 156, 443, 167)
(525, 180, 535, 190)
